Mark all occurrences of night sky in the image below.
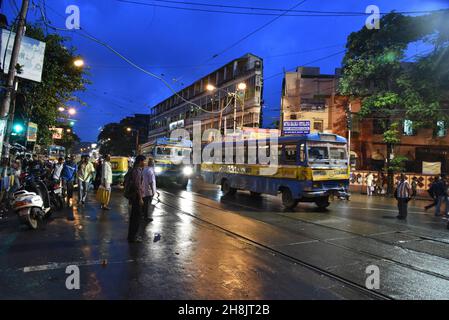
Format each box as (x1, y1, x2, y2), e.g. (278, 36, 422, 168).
(3, 0, 449, 142)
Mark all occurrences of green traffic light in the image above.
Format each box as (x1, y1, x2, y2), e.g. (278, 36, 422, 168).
(13, 124, 24, 133)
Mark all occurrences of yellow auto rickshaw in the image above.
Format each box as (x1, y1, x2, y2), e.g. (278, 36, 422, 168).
(110, 156, 129, 185)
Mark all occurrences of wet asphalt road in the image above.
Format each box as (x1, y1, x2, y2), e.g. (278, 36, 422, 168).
(1, 177, 449, 300)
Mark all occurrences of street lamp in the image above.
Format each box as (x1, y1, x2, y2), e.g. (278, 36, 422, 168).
(126, 127, 139, 155)
(68, 108, 76, 115)
(206, 82, 247, 133)
(73, 58, 84, 68)
(58, 107, 65, 112)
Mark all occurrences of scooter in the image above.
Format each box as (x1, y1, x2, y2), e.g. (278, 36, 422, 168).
(13, 173, 53, 230)
(12, 190, 50, 229)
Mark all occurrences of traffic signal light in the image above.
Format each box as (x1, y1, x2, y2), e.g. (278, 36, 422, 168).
(11, 123, 25, 136)
(13, 124, 24, 134)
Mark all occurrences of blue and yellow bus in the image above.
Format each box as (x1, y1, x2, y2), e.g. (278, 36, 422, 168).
(140, 138, 194, 188)
(201, 133, 350, 209)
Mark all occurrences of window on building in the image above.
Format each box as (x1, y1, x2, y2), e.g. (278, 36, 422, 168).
(290, 114, 297, 120)
(313, 120, 323, 132)
(435, 121, 447, 137)
(403, 119, 415, 136)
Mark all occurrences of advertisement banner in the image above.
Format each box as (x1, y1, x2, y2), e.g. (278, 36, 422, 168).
(1, 29, 46, 82)
(51, 127, 63, 140)
(26, 122, 38, 142)
(422, 162, 441, 175)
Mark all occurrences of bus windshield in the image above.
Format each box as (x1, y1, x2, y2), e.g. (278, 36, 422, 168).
(307, 142, 347, 168)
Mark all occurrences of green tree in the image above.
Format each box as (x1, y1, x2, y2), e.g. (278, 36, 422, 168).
(14, 23, 89, 146)
(339, 11, 449, 193)
(56, 129, 80, 154)
(98, 123, 134, 156)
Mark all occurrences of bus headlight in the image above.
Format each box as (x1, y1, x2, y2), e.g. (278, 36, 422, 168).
(155, 166, 163, 174)
(182, 166, 193, 176)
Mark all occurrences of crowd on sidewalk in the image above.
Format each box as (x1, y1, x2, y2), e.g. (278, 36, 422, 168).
(1, 152, 159, 241)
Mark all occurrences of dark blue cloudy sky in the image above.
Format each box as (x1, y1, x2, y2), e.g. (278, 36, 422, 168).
(3, 0, 449, 141)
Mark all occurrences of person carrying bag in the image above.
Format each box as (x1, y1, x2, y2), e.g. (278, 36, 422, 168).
(99, 155, 113, 210)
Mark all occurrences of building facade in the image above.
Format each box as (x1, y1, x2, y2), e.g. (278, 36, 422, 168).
(148, 53, 263, 142)
(280, 67, 339, 134)
(280, 66, 449, 174)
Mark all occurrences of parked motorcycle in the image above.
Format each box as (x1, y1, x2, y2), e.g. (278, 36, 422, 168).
(13, 173, 55, 229)
(12, 190, 50, 230)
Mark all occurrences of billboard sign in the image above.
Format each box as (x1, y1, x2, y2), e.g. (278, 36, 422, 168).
(283, 120, 310, 135)
(26, 122, 38, 142)
(0, 29, 46, 82)
(51, 127, 63, 140)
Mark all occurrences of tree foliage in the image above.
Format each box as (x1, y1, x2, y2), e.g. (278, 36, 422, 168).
(14, 23, 90, 146)
(98, 123, 134, 156)
(339, 11, 449, 173)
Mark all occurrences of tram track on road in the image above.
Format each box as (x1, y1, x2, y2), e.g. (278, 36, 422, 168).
(153, 190, 392, 300)
(157, 189, 449, 290)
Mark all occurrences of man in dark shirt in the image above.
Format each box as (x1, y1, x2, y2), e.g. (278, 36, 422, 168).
(434, 175, 449, 217)
(127, 155, 146, 243)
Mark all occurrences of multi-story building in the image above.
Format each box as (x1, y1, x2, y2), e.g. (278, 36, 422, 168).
(280, 66, 449, 174)
(148, 53, 263, 141)
(280, 67, 339, 134)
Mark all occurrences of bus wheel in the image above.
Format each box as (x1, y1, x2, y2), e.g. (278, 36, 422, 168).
(281, 188, 297, 209)
(221, 179, 236, 196)
(250, 191, 262, 197)
(315, 196, 330, 209)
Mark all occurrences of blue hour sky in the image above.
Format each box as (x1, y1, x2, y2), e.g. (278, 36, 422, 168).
(2, 0, 449, 141)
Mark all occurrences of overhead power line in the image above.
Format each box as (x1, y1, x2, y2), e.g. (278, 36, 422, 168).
(115, 0, 449, 17)
(172, 0, 308, 84)
(264, 49, 347, 81)
(37, 0, 233, 115)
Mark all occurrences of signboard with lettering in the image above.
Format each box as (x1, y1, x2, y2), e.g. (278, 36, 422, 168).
(1, 29, 46, 83)
(26, 122, 38, 142)
(50, 127, 63, 140)
(283, 120, 310, 135)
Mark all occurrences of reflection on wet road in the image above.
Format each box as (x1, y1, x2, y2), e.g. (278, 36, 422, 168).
(0, 178, 448, 299)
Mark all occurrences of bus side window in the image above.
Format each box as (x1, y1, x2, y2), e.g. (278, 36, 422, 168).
(282, 144, 298, 164)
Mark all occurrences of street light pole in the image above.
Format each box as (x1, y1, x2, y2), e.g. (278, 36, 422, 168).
(0, 0, 29, 158)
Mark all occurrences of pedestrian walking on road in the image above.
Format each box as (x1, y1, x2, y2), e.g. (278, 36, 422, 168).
(395, 173, 412, 220)
(425, 176, 439, 211)
(434, 175, 449, 217)
(142, 157, 157, 222)
(61, 156, 77, 207)
(77, 155, 96, 205)
(100, 155, 112, 210)
(125, 155, 146, 243)
(411, 177, 418, 199)
(366, 172, 374, 196)
(94, 158, 103, 191)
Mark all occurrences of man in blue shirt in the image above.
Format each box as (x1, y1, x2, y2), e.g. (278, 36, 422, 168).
(61, 155, 77, 207)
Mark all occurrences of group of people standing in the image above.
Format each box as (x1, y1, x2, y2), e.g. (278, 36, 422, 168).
(394, 174, 448, 223)
(124, 155, 157, 243)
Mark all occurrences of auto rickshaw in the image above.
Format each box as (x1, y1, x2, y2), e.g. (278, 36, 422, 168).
(110, 156, 129, 185)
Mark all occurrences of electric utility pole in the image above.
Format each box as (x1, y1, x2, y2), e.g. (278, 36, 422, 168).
(0, 0, 29, 158)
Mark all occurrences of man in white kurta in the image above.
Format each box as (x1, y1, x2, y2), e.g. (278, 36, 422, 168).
(101, 155, 113, 210)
